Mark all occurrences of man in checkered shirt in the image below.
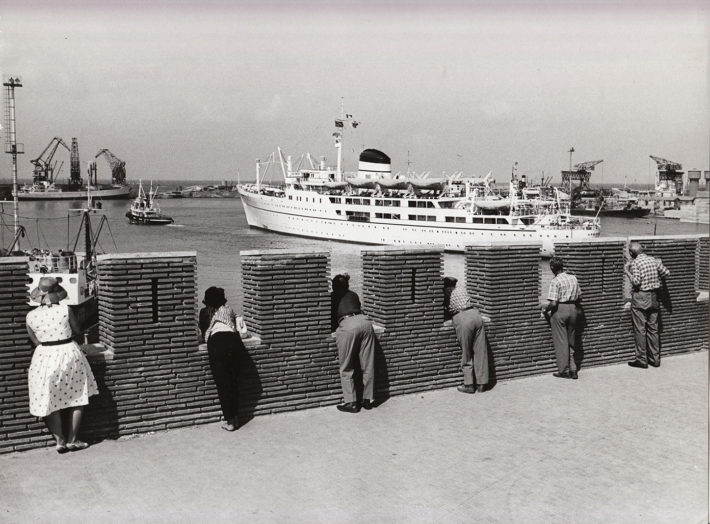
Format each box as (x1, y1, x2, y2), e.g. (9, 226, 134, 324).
(624, 242, 670, 369)
(542, 257, 582, 379)
(443, 277, 489, 394)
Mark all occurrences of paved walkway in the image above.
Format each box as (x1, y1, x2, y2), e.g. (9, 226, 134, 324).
(0, 352, 707, 523)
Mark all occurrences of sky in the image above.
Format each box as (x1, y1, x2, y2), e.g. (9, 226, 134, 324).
(1, 0, 708, 186)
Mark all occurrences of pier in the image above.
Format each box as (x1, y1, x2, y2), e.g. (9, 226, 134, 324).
(0, 235, 707, 521)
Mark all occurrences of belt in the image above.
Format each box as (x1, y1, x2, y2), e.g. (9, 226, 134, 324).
(558, 300, 578, 304)
(41, 338, 73, 346)
(453, 306, 474, 317)
(338, 312, 362, 323)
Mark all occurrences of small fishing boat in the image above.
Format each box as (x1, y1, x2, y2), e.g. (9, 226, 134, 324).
(125, 181, 174, 225)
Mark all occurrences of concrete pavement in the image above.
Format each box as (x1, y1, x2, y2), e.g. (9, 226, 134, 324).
(0, 351, 707, 523)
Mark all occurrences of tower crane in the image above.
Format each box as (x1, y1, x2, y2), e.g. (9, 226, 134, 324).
(95, 148, 127, 185)
(30, 137, 70, 183)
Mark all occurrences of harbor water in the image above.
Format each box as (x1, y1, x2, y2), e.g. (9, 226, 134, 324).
(1, 197, 705, 312)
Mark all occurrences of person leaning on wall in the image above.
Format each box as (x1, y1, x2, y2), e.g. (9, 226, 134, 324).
(199, 287, 246, 431)
(542, 257, 582, 380)
(443, 276, 490, 394)
(25, 277, 99, 453)
(624, 242, 670, 369)
(330, 273, 377, 413)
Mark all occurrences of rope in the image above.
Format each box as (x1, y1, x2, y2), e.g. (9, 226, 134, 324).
(0, 210, 69, 221)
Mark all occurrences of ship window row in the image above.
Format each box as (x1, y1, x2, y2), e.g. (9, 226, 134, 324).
(345, 198, 371, 206)
(374, 213, 401, 220)
(346, 211, 370, 222)
(374, 199, 400, 207)
(408, 215, 436, 222)
(408, 201, 436, 208)
(445, 216, 467, 223)
(470, 217, 509, 224)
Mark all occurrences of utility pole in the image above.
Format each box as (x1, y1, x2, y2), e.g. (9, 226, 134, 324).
(3, 76, 23, 246)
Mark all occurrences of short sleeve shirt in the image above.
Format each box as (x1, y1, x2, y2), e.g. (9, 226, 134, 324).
(631, 253, 670, 291)
(547, 272, 582, 302)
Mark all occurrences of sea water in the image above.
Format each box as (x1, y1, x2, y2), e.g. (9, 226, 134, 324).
(1, 198, 705, 312)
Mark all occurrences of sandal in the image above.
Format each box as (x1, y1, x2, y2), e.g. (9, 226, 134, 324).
(66, 441, 90, 451)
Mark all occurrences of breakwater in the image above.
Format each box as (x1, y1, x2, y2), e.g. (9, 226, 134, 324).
(0, 234, 707, 454)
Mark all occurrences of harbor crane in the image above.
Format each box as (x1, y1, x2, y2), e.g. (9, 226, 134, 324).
(95, 148, 127, 185)
(561, 159, 603, 188)
(30, 136, 70, 183)
(650, 155, 684, 194)
(649, 155, 682, 172)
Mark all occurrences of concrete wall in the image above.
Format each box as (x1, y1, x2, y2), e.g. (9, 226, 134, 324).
(0, 235, 707, 454)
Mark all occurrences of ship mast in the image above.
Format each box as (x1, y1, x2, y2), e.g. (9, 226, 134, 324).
(336, 99, 344, 179)
(3, 76, 23, 247)
(334, 99, 359, 182)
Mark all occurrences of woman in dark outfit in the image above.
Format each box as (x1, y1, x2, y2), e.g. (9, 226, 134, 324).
(199, 287, 244, 431)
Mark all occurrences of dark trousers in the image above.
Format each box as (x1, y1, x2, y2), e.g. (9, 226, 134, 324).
(207, 331, 242, 421)
(452, 308, 489, 386)
(550, 303, 579, 374)
(335, 314, 376, 403)
(631, 290, 661, 365)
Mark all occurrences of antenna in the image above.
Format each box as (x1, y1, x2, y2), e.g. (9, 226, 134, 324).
(3, 76, 24, 247)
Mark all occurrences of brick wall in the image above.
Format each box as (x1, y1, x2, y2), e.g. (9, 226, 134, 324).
(239, 250, 341, 413)
(362, 248, 461, 396)
(0, 257, 46, 452)
(465, 243, 552, 378)
(698, 236, 709, 292)
(1, 236, 707, 454)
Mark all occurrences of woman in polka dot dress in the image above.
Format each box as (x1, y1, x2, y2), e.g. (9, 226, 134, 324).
(25, 277, 98, 453)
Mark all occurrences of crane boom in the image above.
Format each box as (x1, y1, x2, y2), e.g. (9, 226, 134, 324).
(95, 148, 127, 185)
(573, 160, 603, 171)
(30, 137, 70, 183)
(649, 155, 682, 171)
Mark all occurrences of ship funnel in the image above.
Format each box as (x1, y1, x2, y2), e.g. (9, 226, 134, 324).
(358, 149, 391, 179)
(319, 156, 326, 170)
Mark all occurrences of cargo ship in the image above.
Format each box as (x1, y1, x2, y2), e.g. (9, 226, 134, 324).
(14, 138, 131, 201)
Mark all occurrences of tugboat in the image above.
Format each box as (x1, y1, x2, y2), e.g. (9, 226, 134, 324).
(125, 181, 174, 225)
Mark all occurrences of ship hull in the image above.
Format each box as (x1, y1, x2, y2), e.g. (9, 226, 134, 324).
(239, 188, 599, 256)
(15, 185, 131, 201)
(125, 212, 174, 225)
(572, 208, 650, 218)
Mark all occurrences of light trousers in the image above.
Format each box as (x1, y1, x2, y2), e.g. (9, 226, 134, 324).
(335, 314, 375, 403)
(452, 308, 489, 386)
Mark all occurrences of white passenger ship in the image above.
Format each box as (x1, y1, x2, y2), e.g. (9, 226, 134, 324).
(238, 116, 600, 256)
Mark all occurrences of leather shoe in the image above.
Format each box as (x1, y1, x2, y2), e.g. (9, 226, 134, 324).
(627, 360, 648, 369)
(457, 385, 476, 394)
(648, 361, 660, 368)
(361, 399, 375, 410)
(476, 385, 486, 393)
(336, 402, 360, 413)
(570, 371, 578, 379)
(553, 372, 571, 379)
